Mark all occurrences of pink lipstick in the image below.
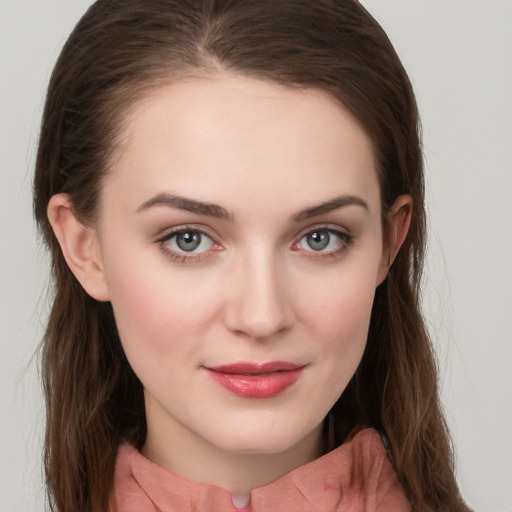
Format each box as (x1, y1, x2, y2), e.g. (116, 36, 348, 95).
(205, 361, 304, 398)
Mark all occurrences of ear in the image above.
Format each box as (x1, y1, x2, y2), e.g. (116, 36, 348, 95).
(377, 194, 413, 285)
(47, 193, 110, 301)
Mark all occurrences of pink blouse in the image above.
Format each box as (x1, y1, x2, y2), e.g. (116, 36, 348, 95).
(110, 428, 410, 511)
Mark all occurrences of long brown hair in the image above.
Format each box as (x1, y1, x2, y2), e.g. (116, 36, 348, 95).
(33, 1, 469, 511)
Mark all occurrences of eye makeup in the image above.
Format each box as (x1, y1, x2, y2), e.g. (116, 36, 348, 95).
(154, 222, 354, 265)
(155, 225, 223, 263)
(291, 225, 354, 261)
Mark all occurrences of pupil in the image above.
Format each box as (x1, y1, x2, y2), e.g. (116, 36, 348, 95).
(177, 231, 201, 251)
(307, 230, 330, 251)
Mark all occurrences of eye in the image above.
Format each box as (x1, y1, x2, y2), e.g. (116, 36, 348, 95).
(295, 227, 353, 256)
(304, 230, 331, 251)
(171, 230, 211, 252)
(164, 229, 214, 253)
(157, 227, 220, 262)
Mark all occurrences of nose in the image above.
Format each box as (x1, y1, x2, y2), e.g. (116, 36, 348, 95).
(223, 248, 294, 341)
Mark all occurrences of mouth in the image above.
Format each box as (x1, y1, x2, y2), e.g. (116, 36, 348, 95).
(204, 361, 306, 399)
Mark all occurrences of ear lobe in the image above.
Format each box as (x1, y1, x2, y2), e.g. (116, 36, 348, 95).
(47, 193, 110, 301)
(377, 194, 413, 285)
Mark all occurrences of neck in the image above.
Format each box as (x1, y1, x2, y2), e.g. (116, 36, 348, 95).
(142, 407, 324, 507)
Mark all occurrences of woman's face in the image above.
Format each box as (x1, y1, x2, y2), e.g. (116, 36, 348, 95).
(94, 74, 389, 456)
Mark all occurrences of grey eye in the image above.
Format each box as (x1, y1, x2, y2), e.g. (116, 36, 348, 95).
(176, 231, 202, 252)
(297, 228, 352, 255)
(306, 230, 330, 251)
(163, 229, 215, 254)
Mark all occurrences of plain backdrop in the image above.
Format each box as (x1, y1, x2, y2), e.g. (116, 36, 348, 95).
(1, 1, 511, 511)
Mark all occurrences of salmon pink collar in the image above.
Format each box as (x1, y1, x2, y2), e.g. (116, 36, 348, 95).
(110, 428, 410, 512)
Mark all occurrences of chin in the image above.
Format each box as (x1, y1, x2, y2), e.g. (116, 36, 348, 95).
(206, 417, 322, 456)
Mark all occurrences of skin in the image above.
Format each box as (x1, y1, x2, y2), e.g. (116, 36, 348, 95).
(48, 73, 411, 507)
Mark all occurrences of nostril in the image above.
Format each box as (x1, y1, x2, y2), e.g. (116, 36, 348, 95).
(223, 255, 295, 340)
(224, 297, 294, 341)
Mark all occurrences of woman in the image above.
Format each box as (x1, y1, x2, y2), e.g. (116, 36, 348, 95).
(33, 0, 469, 511)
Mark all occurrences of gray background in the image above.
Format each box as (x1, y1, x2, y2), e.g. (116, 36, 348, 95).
(1, 1, 511, 510)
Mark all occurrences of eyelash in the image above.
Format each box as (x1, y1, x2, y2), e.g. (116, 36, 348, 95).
(156, 226, 221, 263)
(155, 225, 354, 263)
(292, 226, 354, 261)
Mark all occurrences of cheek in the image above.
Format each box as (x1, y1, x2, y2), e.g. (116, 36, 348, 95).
(101, 248, 220, 365)
(301, 261, 378, 344)
(296, 256, 380, 396)
(317, 279, 374, 371)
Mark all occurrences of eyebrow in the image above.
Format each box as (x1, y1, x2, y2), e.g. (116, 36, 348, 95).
(137, 192, 368, 222)
(291, 195, 368, 222)
(137, 193, 233, 221)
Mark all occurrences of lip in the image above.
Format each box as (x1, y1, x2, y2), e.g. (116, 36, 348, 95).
(205, 361, 305, 399)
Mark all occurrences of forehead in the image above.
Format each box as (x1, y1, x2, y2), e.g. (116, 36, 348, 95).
(104, 73, 380, 217)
